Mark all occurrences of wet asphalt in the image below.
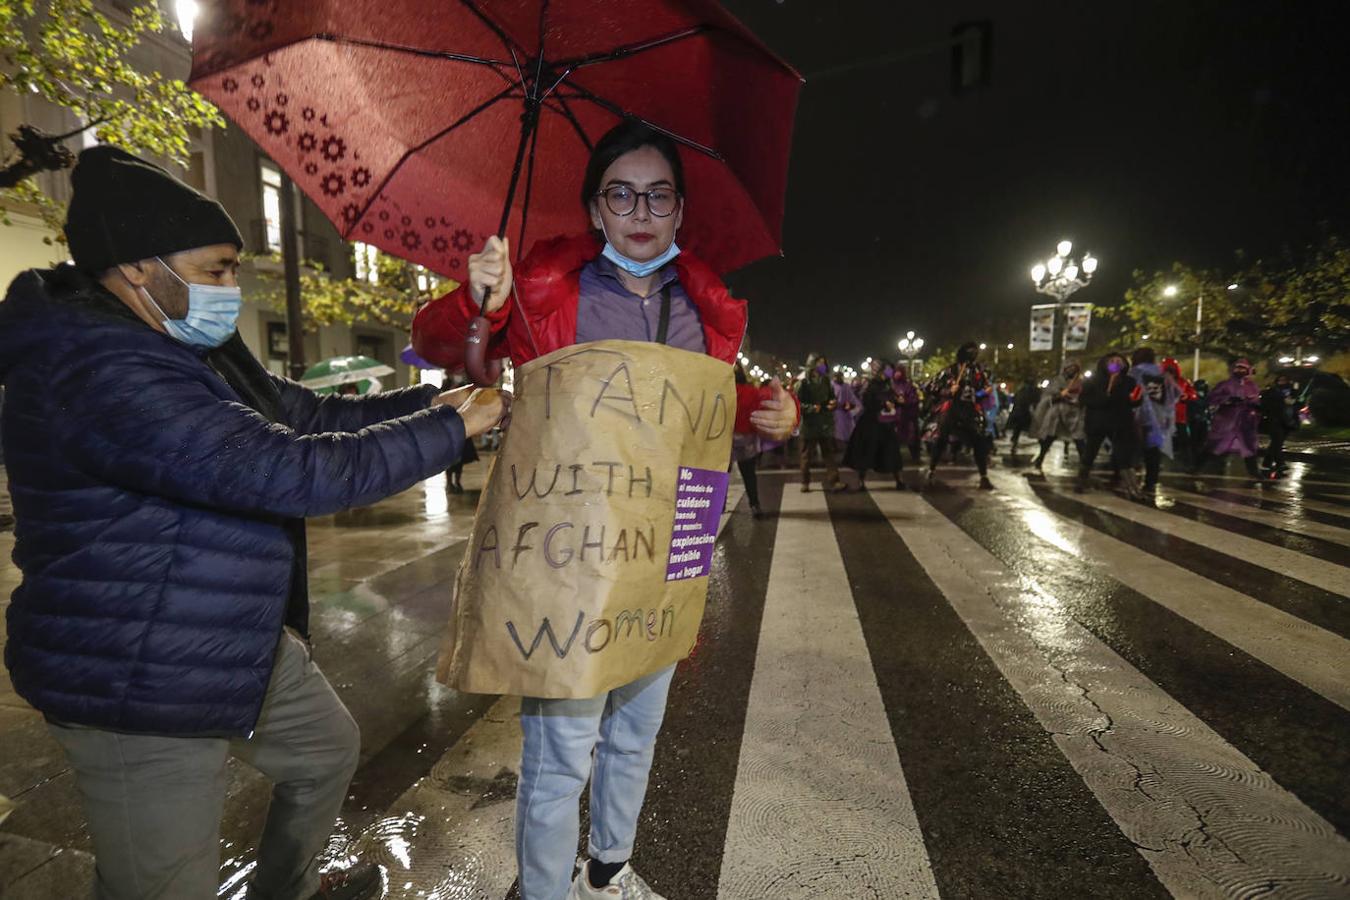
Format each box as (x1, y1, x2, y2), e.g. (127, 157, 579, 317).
(1, 444, 1347, 898)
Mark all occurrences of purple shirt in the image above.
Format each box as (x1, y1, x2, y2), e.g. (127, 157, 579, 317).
(575, 255, 706, 354)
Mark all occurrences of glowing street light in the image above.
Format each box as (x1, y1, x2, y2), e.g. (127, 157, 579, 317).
(1030, 237, 1099, 366)
(897, 331, 925, 378)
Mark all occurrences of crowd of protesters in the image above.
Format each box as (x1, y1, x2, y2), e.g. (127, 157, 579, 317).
(739, 343, 1308, 501)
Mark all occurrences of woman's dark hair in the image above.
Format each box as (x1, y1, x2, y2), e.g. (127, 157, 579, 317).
(1132, 347, 1156, 365)
(581, 120, 686, 213)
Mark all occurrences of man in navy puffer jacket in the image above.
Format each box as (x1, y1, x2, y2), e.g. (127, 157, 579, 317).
(0, 146, 506, 900)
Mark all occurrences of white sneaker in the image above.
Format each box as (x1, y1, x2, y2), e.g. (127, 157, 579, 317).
(566, 861, 667, 900)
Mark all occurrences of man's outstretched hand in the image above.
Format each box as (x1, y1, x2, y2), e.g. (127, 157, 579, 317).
(750, 377, 797, 441)
(434, 385, 511, 438)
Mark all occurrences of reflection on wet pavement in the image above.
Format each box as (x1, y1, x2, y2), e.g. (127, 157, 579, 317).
(2, 444, 1347, 898)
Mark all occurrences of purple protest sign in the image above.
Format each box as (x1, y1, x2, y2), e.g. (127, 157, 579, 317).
(666, 466, 729, 582)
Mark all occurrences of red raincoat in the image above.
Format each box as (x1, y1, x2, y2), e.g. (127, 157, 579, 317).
(411, 233, 795, 428)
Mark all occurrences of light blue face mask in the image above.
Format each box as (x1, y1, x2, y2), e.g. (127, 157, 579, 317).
(139, 257, 242, 349)
(599, 222, 681, 278)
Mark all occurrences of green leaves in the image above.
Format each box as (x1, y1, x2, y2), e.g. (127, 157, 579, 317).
(2, 0, 224, 236)
(1105, 235, 1350, 362)
(249, 251, 457, 333)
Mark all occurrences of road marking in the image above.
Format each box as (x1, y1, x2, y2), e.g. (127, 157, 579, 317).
(1052, 485, 1350, 597)
(717, 485, 939, 899)
(993, 472, 1350, 711)
(877, 488, 1350, 899)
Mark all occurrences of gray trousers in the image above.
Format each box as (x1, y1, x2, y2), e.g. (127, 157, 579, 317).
(47, 631, 361, 900)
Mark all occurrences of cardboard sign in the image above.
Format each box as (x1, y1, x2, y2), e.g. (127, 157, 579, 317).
(437, 340, 734, 699)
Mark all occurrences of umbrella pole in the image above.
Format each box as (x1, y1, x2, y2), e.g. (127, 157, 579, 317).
(466, 102, 544, 385)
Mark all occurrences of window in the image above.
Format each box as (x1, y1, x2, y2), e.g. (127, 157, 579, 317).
(354, 241, 379, 285)
(267, 322, 288, 360)
(260, 161, 304, 256)
(261, 162, 283, 252)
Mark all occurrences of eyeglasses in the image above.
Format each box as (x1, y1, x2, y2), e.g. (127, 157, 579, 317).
(596, 185, 680, 218)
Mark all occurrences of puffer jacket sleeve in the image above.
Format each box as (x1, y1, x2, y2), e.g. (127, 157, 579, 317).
(55, 347, 466, 519)
(272, 375, 440, 434)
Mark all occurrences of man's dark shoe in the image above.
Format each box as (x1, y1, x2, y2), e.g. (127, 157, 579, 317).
(978, 477, 995, 491)
(311, 864, 382, 900)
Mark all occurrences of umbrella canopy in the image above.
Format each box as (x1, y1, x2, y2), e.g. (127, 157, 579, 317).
(300, 355, 395, 392)
(188, 0, 802, 277)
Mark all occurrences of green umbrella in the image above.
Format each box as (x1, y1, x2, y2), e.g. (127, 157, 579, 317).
(300, 355, 396, 395)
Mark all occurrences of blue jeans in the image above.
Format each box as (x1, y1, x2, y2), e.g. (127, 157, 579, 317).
(516, 664, 676, 900)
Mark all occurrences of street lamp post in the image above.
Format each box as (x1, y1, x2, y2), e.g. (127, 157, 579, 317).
(1165, 283, 1210, 382)
(897, 331, 925, 379)
(1031, 239, 1098, 367)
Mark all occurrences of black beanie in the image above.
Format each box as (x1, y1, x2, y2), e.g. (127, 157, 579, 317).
(63, 145, 242, 272)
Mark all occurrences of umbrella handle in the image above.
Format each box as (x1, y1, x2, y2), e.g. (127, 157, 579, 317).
(465, 286, 502, 387)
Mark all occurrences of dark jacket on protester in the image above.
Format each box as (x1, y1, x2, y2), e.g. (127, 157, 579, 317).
(843, 376, 903, 474)
(795, 372, 835, 441)
(1008, 381, 1040, 431)
(0, 266, 466, 737)
(1082, 362, 1144, 445)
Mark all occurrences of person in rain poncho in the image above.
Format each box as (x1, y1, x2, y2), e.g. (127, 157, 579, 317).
(1131, 347, 1181, 493)
(890, 364, 922, 462)
(832, 369, 862, 445)
(1194, 358, 1262, 481)
(1030, 359, 1087, 472)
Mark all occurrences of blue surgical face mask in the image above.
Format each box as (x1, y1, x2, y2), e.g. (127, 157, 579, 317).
(598, 221, 680, 278)
(139, 257, 241, 349)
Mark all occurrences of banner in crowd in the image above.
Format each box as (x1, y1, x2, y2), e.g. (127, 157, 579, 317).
(1029, 304, 1057, 352)
(438, 340, 734, 699)
(1064, 302, 1093, 351)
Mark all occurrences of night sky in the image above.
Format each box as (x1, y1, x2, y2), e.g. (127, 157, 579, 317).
(716, 0, 1350, 365)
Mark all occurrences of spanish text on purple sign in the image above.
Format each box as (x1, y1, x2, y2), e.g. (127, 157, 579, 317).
(666, 466, 729, 581)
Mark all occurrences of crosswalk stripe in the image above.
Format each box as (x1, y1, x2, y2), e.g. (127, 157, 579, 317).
(927, 483, 1350, 836)
(874, 486, 1350, 898)
(1212, 489, 1350, 525)
(1049, 483, 1350, 597)
(716, 484, 939, 899)
(1125, 490, 1350, 566)
(874, 488, 1350, 895)
(1025, 480, 1350, 640)
(826, 486, 1166, 899)
(1159, 487, 1350, 548)
(992, 472, 1350, 711)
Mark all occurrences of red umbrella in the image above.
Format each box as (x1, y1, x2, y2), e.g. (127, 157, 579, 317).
(188, 0, 801, 281)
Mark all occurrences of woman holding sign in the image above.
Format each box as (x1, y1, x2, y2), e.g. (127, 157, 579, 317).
(413, 121, 797, 900)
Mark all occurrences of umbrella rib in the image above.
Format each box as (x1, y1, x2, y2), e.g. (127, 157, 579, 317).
(314, 33, 512, 70)
(534, 0, 551, 96)
(457, 0, 527, 58)
(553, 26, 710, 70)
(561, 83, 725, 161)
(343, 85, 517, 240)
(542, 96, 594, 153)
